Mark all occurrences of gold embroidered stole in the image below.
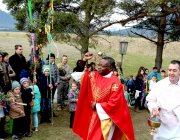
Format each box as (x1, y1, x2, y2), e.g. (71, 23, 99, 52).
(100, 118, 112, 140)
(89, 72, 111, 101)
(88, 72, 112, 139)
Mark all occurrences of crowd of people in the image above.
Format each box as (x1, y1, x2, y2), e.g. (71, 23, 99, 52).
(0, 45, 72, 140)
(0, 44, 180, 140)
(128, 66, 167, 112)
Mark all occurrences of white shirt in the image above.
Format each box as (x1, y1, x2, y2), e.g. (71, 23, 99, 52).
(146, 77, 180, 140)
(0, 108, 5, 118)
(149, 80, 157, 91)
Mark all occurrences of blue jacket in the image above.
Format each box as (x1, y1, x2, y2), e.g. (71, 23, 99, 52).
(38, 75, 55, 98)
(148, 71, 161, 80)
(29, 85, 41, 113)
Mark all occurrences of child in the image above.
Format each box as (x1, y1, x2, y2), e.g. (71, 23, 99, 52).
(39, 65, 54, 123)
(149, 75, 157, 91)
(45, 53, 59, 117)
(160, 70, 167, 79)
(7, 81, 25, 140)
(68, 82, 79, 128)
(29, 81, 41, 132)
(0, 92, 8, 140)
(20, 78, 34, 137)
(0, 103, 5, 140)
(113, 68, 119, 77)
(126, 75, 136, 94)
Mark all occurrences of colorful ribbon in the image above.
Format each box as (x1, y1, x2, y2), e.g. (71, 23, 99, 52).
(28, 0, 33, 24)
(30, 33, 35, 54)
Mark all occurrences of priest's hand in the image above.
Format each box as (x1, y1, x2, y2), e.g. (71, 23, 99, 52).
(83, 52, 93, 61)
(152, 107, 160, 116)
(91, 101, 96, 111)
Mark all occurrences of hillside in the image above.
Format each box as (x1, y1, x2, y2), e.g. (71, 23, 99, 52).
(0, 32, 179, 77)
(0, 10, 16, 29)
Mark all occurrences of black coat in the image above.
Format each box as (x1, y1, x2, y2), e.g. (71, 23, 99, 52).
(38, 75, 55, 98)
(9, 53, 27, 81)
(135, 76, 143, 91)
(73, 60, 87, 72)
(21, 87, 33, 112)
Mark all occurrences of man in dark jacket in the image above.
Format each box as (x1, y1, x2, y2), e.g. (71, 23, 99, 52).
(9, 45, 27, 82)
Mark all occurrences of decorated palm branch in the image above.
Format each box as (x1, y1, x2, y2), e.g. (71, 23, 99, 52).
(0, 92, 7, 109)
(27, 0, 56, 129)
(57, 63, 66, 76)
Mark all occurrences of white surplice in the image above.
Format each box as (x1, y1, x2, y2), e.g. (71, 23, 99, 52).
(146, 77, 180, 140)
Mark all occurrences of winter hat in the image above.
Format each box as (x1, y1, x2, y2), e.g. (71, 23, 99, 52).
(12, 81, 21, 90)
(42, 65, 50, 73)
(20, 77, 29, 85)
(20, 69, 29, 79)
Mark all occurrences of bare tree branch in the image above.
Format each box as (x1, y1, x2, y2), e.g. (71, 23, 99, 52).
(93, 35, 112, 48)
(90, 6, 180, 36)
(131, 31, 157, 44)
(90, 13, 148, 36)
(66, 43, 81, 51)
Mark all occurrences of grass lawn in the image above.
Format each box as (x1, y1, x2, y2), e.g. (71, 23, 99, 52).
(5, 103, 81, 140)
(4, 104, 152, 140)
(6, 104, 152, 140)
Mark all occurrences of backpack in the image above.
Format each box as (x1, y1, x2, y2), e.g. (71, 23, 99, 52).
(124, 92, 135, 106)
(126, 80, 136, 87)
(128, 93, 136, 106)
(59, 69, 66, 76)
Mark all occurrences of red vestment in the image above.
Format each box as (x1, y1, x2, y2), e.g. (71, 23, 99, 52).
(73, 71, 135, 140)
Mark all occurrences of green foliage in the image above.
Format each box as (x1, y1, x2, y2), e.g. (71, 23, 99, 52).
(0, 92, 7, 109)
(3, 0, 122, 57)
(53, 12, 80, 33)
(119, 0, 180, 69)
(131, 1, 180, 41)
(29, 62, 40, 71)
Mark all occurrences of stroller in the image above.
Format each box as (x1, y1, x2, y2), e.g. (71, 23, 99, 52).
(124, 91, 136, 107)
(125, 80, 136, 106)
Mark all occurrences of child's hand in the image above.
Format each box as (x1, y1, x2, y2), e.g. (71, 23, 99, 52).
(76, 99, 78, 102)
(49, 84, 53, 89)
(11, 99, 15, 103)
(20, 110, 24, 114)
(31, 91, 34, 95)
(55, 83, 58, 86)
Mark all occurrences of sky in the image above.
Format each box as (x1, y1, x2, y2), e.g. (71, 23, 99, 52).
(0, 0, 8, 12)
(0, 0, 133, 30)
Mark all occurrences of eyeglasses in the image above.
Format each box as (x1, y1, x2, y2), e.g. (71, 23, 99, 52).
(98, 64, 110, 68)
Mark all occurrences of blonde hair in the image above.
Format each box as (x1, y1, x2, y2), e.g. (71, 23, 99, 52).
(71, 81, 78, 86)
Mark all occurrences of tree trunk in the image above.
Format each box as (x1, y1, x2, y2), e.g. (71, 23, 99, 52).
(155, 43, 164, 71)
(155, 13, 166, 72)
(80, 36, 89, 59)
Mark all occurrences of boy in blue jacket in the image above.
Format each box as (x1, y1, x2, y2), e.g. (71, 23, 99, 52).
(39, 65, 54, 123)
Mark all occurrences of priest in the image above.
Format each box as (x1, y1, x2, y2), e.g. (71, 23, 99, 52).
(72, 55, 135, 140)
(146, 60, 180, 140)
